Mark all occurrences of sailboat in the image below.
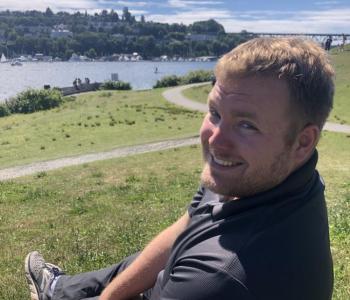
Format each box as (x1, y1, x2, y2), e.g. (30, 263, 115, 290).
(1, 53, 7, 63)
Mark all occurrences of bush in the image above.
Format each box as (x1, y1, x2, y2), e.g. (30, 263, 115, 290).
(6, 89, 63, 114)
(100, 80, 132, 90)
(153, 75, 181, 88)
(153, 70, 214, 88)
(181, 70, 214, 84)
(0, 103, 11, 117)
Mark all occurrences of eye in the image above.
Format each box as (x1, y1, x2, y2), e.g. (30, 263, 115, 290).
(238, 121, 258, 131)
(209, 108, 220, 122)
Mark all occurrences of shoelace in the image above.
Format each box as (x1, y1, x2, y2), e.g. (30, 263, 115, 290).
(51, 267, 63, 277)
(47, 266, 65, 291)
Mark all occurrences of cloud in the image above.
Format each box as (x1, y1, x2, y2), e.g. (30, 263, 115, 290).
(0, 0, 97, 12)
(128, 9, 149, 16)
(220, 9, 350, 33)
(0, 0, 153, 15)
(148, 8, 231, 24)
(314, 1, 340, 5)
(167, 0, 223, 9)
(148, 6, 350, 34)
(115, 1, 148, 7)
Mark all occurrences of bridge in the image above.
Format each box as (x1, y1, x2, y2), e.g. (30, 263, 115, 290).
(254, 33, 349, 38)
(230, 32, 349, 45)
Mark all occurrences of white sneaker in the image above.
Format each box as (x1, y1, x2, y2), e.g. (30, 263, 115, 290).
(24, 251, 64, 300)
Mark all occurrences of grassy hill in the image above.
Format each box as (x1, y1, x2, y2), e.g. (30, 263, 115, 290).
(0, 131, 349, 299)
(0, 89, 203, 168)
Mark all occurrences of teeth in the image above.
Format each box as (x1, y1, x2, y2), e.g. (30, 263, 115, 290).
(212, 156, 239, 167)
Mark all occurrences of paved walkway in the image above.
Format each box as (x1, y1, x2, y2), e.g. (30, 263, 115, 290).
(163, 82, 208, 112)
(1, 83, 349, 181)
(162, 83, 350, 134)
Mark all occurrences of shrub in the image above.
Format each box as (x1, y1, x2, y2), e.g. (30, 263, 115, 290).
(181, 70, 214, 84)
(0, 103, 11, 117)
(153, 70, 214, 88)
(6, 89, 63, 114)
(100, 81, 132, 90)
(153, 75, 181, 88)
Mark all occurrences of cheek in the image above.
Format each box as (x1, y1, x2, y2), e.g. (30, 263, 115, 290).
(200, 119, 213, 143)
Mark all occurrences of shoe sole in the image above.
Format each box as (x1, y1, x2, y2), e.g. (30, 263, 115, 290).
(24, 252, 41, 300)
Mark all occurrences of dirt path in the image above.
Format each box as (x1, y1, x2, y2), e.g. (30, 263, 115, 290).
(163, 82, 208, 112)
(0, 137, 200, 181)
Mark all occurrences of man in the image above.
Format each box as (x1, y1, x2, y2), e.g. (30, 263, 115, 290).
(325, 36, 332, 51)
(25, 37, 334, 300)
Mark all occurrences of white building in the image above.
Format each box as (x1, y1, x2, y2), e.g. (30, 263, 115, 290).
(51, 29, 73, 39)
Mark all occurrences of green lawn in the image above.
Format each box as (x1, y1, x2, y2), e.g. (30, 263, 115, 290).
(317, 132, 350, 300)
(329, 48, 350, 124)
(0, 89, 203, 168)
(0, 131, 349, 299)
(182, 83, 211, 104)
(183, 48, 350, 125)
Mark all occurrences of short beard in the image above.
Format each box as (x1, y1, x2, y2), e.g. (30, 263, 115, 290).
(200, 150, 293, 198)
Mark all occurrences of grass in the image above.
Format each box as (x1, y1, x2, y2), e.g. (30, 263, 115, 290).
(0, 89, 203, 168)
(0, 145, 203, 299)
(182, 83, 212, 104)
(329, 46, 350, 124)
(317, 131, 350, 300)
(0, 131, 349, 299)
(182, 46, 350, 125)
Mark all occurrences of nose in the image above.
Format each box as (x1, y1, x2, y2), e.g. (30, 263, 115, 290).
(208, 121, 234, 149)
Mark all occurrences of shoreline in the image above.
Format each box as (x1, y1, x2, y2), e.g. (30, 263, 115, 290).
(0, 60, 217, 102)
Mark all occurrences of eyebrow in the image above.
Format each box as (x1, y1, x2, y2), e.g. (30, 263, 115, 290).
(208, 99, 258, 120)
(231, 111, 258, 120)
(216, 82, 249, 97)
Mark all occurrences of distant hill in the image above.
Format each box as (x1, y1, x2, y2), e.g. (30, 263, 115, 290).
(0, 8, 256, 60)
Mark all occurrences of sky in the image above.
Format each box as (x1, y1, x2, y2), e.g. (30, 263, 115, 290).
(0, 0, 349, 34)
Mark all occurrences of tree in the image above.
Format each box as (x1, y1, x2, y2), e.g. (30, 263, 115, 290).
(135, 35, 156, 58)
(0, 10, 254, 59)
(168, 41, 187, 57)
(193, 41, 209, 56)
(110, 9, 119, 22)
(100, 9, 108, 19)
(85, 48, 97, 59)
(190, 19, 225, 35)
(122, 7, 132, 23)
(210, 41, 228, 56)
(45, 7, 54, 17)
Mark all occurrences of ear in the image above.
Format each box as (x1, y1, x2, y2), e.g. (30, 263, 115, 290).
(293, 124, 320, 164)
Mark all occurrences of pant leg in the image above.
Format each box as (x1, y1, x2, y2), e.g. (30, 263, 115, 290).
(52, 252, 140, 300)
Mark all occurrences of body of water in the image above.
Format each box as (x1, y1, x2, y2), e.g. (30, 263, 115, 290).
(0, 61, 216, 102)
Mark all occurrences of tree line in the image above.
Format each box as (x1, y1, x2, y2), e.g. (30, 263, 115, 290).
(0, 8, 256, 60)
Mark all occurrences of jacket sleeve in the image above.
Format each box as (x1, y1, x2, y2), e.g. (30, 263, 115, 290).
(157, 265, 253, 300)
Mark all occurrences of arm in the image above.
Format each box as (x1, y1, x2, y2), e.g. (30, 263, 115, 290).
(99, 212, 190, 300)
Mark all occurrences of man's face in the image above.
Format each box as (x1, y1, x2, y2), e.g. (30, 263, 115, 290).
(200, 76, 298, 198)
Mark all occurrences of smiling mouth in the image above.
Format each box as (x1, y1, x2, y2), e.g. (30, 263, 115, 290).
(211, 155, 243, 167)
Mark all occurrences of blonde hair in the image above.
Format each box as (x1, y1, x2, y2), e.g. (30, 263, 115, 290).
(215, 37, 335, 130)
